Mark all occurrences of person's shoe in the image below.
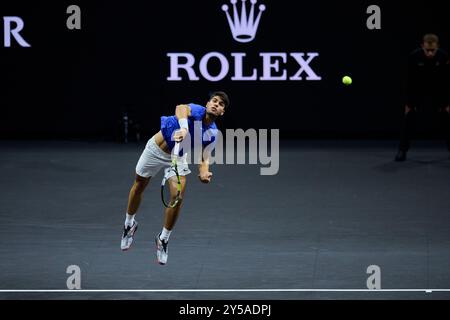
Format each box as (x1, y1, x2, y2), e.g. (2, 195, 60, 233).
(155, 234, 169, 265)
(395, 150, 407, 162)
(121, 220, 138, 251)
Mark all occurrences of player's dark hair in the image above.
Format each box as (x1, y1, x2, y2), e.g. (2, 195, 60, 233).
(423, 33, 439, 45)
(209, 91, 230, 109)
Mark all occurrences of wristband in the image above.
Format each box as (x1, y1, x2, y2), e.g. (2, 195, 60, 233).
(178, 118, 188, 130)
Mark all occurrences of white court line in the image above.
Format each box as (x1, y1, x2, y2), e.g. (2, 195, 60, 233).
(0, 289, 447, 293)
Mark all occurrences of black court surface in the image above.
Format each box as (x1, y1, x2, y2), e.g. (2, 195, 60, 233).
(1, 140, 450, 300)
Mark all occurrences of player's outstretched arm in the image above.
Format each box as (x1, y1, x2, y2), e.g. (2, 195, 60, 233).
(198, 157, 212, 184)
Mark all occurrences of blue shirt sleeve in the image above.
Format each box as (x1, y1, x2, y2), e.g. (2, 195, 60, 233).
(188, 103, 206, 121)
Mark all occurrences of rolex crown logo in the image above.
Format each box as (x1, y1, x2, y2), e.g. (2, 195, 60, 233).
(222, 0, 266, 43)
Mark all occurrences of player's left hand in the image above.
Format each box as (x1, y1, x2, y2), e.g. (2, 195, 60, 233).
(198, 171, 213, 183)
(173, 128, 188, 142)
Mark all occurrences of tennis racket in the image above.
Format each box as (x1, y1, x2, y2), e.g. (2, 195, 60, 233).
(161, 142, 181, 208)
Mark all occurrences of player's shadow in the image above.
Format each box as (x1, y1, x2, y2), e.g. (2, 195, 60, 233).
(373, 155, 450, 173)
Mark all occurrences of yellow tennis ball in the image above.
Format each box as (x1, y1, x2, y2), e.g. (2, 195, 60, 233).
(342, 76, 352, 85)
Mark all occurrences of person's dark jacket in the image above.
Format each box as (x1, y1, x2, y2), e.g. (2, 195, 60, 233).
(406, 48, 449, 109)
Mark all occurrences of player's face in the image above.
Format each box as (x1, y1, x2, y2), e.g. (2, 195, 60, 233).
(422, 42, 438, 58)
(206, 96, 225, 117)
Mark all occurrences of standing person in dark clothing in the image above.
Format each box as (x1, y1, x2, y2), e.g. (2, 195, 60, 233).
(395, 34, 450, 161)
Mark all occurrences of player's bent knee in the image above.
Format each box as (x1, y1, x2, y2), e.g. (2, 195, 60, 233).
(134, 175, 150, 193)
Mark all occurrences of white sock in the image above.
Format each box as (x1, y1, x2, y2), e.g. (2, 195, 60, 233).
(125, 213, 135, 227)
(160, 227, 172, 242)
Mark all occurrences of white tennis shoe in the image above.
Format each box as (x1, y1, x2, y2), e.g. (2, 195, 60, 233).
(155, 234, 169, 265)
(121, 220, 138, 251)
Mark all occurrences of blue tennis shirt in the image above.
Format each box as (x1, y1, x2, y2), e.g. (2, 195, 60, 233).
(160, 103, 218, 153)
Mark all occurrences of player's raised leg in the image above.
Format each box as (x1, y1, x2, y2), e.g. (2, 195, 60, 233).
(121, 174, 150, 251)
(127, 175, 150, 215)
(156, 175, 187, 265)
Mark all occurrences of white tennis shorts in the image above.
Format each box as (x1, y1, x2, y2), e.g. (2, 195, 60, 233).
(135, 137, 191, 179)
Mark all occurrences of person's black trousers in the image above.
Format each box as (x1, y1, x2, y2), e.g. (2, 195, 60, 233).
(398, 107, 450, 152)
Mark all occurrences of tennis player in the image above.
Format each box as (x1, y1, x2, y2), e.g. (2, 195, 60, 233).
(121, 91, 229, 265)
